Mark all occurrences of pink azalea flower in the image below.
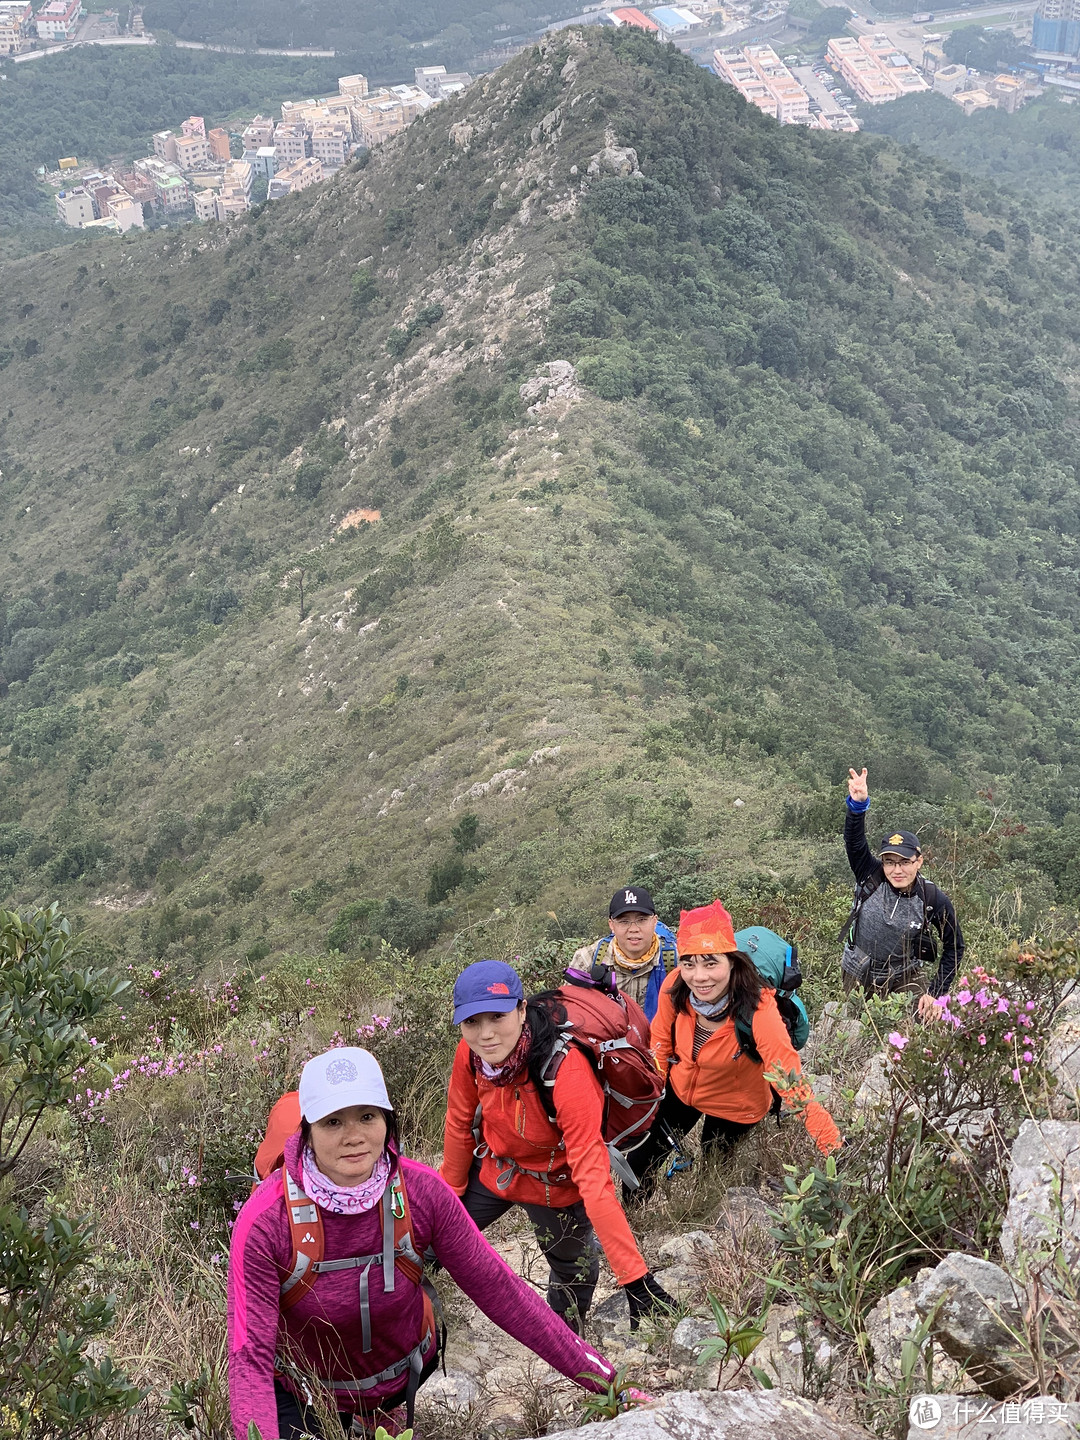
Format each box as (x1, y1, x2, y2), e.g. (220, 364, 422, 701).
(1024, 1051, 1034, 1063)
(978, 1035, 987, 1045)
(1012, 1068, 1021, 1082)
(888, 1032, 908, 1050)
(996, 998, 1010, 1013)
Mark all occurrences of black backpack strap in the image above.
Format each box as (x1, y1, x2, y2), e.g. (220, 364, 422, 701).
(838, 872, 882, 943)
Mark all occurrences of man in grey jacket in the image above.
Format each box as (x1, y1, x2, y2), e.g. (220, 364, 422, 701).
(842, 767, 963, 1019)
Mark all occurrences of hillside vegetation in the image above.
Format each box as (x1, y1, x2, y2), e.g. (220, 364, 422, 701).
(1, 29, 1080, 984)
(861, 88, 1080, 225)
(143, 0, 585, 68)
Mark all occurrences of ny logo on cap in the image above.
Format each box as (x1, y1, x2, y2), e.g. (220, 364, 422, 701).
(624, 890, 637, 905)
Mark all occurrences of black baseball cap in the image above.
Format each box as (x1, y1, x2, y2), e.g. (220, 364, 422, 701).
(609, 886, 656, 919)
(880, 830, 922, 860)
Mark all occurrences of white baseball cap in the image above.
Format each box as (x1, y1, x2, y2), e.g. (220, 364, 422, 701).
(298, 1047, 393, 1123)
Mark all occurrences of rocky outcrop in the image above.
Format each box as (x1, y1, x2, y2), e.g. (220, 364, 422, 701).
(519, 359, 581, 417)
(864, 1278, 967, 1390)
(717, 1186, 772, 1234)
(1001, 1120, 1080, 1270)
(586, 127, 642, 179)
(755, 1303, 835, 1391)
(914, 1253, 1025, 1398)
(658, 1229, 718, 1268)
(542, 1389, 873, 1440)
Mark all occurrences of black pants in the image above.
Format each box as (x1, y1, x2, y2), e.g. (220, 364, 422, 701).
(275, 1380, 353, 1438)
(461, 1161, 599, 1323)
(627, 1087, 758, 1199)
(274, 1347, 439, 1438)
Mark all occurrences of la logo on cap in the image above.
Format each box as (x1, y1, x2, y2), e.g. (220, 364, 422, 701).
(624, 890, 637, 904)
(486, 982, 510, 995)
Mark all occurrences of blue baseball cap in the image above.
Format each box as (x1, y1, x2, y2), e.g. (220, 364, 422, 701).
(452, 960, 524, 1024)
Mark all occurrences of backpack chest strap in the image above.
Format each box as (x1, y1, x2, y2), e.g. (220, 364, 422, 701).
(281, 1180, 404, 1350)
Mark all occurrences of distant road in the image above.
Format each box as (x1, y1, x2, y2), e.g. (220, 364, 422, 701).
(11, 35, 156, 61)
(174, 40, 336, 56)
(858, 0, 1035, 20)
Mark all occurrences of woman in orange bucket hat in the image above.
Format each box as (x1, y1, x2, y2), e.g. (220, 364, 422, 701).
(628, 900, 841, 1195)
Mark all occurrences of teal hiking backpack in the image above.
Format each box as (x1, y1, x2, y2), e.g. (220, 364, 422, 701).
(733, 926, 810, 1057)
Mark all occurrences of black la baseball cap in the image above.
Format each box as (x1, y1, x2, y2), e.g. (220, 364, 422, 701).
(609, 886, 656, 919)
(880, 830, 922, 860)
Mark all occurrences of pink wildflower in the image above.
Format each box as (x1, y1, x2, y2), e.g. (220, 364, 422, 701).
(888, 1032, 908, 1050)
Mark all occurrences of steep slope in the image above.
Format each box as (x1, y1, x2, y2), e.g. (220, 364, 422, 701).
(1, 29, 1079, 971)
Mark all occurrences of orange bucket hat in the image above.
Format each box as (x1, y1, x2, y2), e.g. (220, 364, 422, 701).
(676, 898, 737, 955)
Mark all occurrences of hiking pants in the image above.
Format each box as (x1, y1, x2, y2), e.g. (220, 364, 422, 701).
(275, 1381, 352, 1438)
(626, 1086, 757, 1200)
(460, 1161, 600, 1324)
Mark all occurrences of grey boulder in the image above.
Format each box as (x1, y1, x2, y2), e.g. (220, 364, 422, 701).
(1001, 1120, 1080, 1271)
(541, 1388, 873, 1440)
(914, 1253, 1025, 1398)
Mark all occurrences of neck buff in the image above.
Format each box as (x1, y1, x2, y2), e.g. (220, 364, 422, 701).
(301, 1144, 391, 1215)
(470, 1021, 532, 1086)
(689, 991, 730, 1021)
(609, 933, 660, 974)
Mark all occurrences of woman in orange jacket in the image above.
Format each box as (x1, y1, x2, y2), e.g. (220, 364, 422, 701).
(440, 960, 674, 1331)
(629, 900, 842, 1194)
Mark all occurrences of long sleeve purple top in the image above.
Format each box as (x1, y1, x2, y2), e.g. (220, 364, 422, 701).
(227, 1135, 617, 1439)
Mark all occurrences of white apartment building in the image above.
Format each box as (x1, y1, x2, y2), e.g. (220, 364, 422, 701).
(272, 123, 308, 166)
(713, 45, 809, 122)
(310, 121, 349, 170)
(0, 0, 33, 54)
(56, 187, 95, 227)
(175, 133, 212, 170)
(267, 155, 323, 200)
(34, 0, 81, 40)
(338, 73, 368, 98)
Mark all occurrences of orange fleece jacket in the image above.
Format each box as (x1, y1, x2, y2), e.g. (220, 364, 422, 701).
(440, 1038, 648, 1287)
(651, 973, 841, 1155)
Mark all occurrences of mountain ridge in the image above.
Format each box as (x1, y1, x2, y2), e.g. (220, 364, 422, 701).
(1, 28, 1079, 969)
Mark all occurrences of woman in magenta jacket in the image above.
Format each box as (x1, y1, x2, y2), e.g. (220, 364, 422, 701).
(227, 1046, 620, 1439)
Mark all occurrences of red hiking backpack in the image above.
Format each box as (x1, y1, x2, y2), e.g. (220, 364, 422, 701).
(541, 969, 664, 1176)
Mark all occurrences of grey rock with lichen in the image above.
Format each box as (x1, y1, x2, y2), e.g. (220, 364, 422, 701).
(541, 1389, 873, 1440)
(1001, 1120, 1080, 1271)
(658, 1229, 718, 1268)
(914, 1253, 1025, 1399)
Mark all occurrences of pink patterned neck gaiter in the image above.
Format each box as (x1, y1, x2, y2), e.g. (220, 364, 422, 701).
(301, 1145, 391, 1215)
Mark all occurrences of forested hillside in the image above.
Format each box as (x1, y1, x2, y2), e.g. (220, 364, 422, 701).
(861, 88, 1080, 224)
(2, 28, 1080, 977)
(144, 0, 583, 63)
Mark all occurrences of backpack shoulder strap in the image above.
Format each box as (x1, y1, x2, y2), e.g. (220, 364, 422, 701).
(389, 1168, 424, 1288)
(840, 871, 883, 942)
(656, 922, 678, 969)
(280, 1166, 325, 1311)
(734, 1009, 761, 1064)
